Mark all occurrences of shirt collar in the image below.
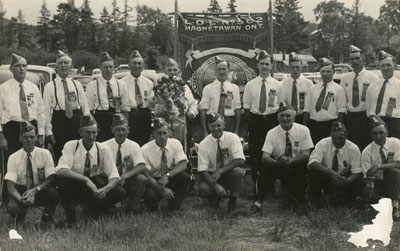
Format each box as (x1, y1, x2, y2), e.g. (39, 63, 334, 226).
(79, 139, 97, 157)
(23, 147, 37, 158)
(372, 140, 389, 151)
(211, 132, 225, 144)
(155, 139, 170, 152)
(330, 139, 347, 154)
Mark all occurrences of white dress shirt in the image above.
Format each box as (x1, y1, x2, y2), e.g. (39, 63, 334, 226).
(262, 123, 314, 159)
(308, 137, 363, 174)
(85, 76, 130, 112)
(281, 75, 314, 114)
(197, 132, 245, 173)
(104, 138, 146, 173)
(56, 139, 120, 180)
(141, 138, 187, 178)
(0, 78, 46, 134)
(5, 147, 55, 186)
(304, 81, 347, 121)
(121, 74, 154, 109)
(365, 76, 400, 117)
(199, 79, 241, 116)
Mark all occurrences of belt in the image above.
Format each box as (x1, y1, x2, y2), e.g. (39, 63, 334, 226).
(94, 108, 116, 114)
(348, 111, 366, 116)
(251, 112, 277, 120)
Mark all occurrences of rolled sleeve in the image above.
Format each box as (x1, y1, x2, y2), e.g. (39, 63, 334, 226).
(120, 83, 131, 112)
(301, 128, 314, 150)
(131, 144, 146, 167)
(361, 147, 372, 177)
(185, 86, 198, 116)
(78, 83, 90, 115)
(349, 147, 362, 174)
(43, 83, 54, 136)
(261, 132, 274, 154)
(85, 80, 97, 111)
(172, 140, 187, 165)
(242, 84, 251, 109)
(199, 87, 211, 110)
(4, 155, 17, 183)
(231, 134, 245, 160)
(102, 147, 120, 180)
(35, 87, 46, 135)
(308, 141, 325, 167)
(393, 139, 400, 161)
(56, 141, 75, 173)
(233, 87, 241, 110)
(303, 89, 312, 113)
(44, 150, 56, 178)
(197, 143, 210, 172)
(336, 87, 347, 114)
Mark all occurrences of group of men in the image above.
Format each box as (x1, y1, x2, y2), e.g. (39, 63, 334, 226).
(0, 43, 400, 225)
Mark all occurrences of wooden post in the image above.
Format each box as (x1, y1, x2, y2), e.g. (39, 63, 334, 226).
(174, 0, 179, 60)
(269, 0, 274, 76)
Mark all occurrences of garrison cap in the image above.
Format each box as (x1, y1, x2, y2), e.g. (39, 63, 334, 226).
(10, 53, 26, 67)
(112, 113, 128, 127)
(20, 121, 36, 135)
(99, 51, 113, 64)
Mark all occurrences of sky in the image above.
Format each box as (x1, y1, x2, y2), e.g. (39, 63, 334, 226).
(2, 0, 386, 25)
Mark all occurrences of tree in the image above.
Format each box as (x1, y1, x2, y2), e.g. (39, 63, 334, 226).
(380, 0, 400, 31)
(16, 10, 33, 49)
(0, 0, 6, 45)
(37, 0, 51, 50)
(97, 7, 112, 52)
(227, 0, 237, 12)
(6, 17, 17, 48)
(79, 0, 97, 52)
(207, 0, 222, 13)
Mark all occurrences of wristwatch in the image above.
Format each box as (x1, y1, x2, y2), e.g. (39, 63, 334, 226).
(166, 173, 171, 178)
(36, 186, 42, 192)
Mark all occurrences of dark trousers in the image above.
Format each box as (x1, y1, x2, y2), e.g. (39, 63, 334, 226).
(92, 108, 115, 143)
(128, 108, 151, 146)
(52, 110, 82, 162)
(248, 113, 278, 184)
(123, 174, 147, 212)
(370, 168, 400, 200)
(345, 112, 370, 151)
(381, 117, 400, 140)
(143, 172, 190, 211)
(255, 163, 307, 204)
(295, 114, 304, 124)
(7, 184, 59, 220)
(198, 167, 245, 199)
(308, 119, 335, 145)
(57, 176, 125, 220)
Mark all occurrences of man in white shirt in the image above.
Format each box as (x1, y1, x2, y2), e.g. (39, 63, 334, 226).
(308, 122, 363, 207)
(86, 51, 130, 142)
(56, 115, 125, 224)
(43, 50, 90, 161)
(303, 57, 347, 144)
(199, 56, 241, 138)
(362, 115, 400, 221)
(141, 117, 190, 211)
(340, 45, 379, 150)
(365, 51, 400, 139)
(121, 50, 154, 146)
(251, 103, 313, 213)
(104, 113, 147, 213)
(197, 113, 245, 212)
(5, 121, 58, 224)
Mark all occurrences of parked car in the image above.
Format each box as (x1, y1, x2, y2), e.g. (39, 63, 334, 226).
(0, 69, 41, 89)
(46, 62, 57, 71)
(114, 64, 129, 73)
(113, 70, 160, 84)
(72, 75, 95, 91)
(334, 63, 353, 74)
(92, 68, 102, 78)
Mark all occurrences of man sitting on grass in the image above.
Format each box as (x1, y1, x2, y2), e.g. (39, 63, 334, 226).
(362, 115, 400, 221)
(197, 112, 245, 213)
(141, 117, 190, 211)
(5, 121, 58, 225)
(56, 115, 125, 224)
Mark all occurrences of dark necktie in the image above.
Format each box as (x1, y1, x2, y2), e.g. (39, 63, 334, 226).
(160, 148, 168, 176)
(284, 132, 292, 157)
(116, 144, 123, 175)
(218, 82, 226, 116)
(84, 152, 91, 177)
(135, 78, 143, 107)
(291, 79, 298, 112)
(379, 146, 387, 164)
(375, 80, 388, 115)
(62, 79, 73, 119)
(352, 73, 359, 107)
(332, 149, 339, 172)
(19, 83, 29, 120)
(26, 153, 34, 189)
(106, 81, 115, 108)
(216, 139, 224, 169)
(315, 83, 327, 112)
(259, 79, 267, 113)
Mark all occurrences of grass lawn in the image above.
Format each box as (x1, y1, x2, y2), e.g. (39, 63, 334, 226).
(0, 176, 399, 251)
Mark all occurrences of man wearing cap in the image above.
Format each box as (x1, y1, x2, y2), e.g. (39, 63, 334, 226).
(340, 45, 378, 150)
(199, 56, 241, 139)
(197, 113, 245, 212)
(362, 115, 400, 220)
(250, 103, 313, 213)
(43, 50, 90, 161)
(303, 57, 347, 144)
(56, 115, 125, 223)
(308, 122, 363, 206)
(121, 50, 154, 146)
(281, 52, 314, 124)
(366, 51, 400, 139)
(86, 51, 130, 142)
(243, 50, 284, 190)
(5, 121, 58, 224)
(104, 113, 147, 213)
(141, 117, 190, 211)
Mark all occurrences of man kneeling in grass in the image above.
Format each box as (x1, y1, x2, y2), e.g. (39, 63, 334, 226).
(197, 112, 245, 213)
(141, 117, 190, 211)
(5, 121, 58, 225)
(104, 113, 147, 214)
(56, 115, 125, 224)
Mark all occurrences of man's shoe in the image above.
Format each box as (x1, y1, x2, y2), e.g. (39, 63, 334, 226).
(41, 213, 56, 225)
(250, 202, 262, 215)
(393, 207, 400, 221)
(227, 197, 237, 213)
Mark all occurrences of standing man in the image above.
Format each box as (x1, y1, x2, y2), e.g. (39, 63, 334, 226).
(340, 45, 378, 150)
(141, 117, 190, 211)
(86, 51, 130, 142)
(243, 50, 284, 190)
(308, 122, 363, 207)
(366, 51, 400, 139)
(43, 50, 89, 161)
(251, 103, 313, 213)
(56, 115, 125, 224)
(199, 56, 241, 138)
(362, 116, 400, 220)
(303, 58, 347, 144)
(281, 52, 314, 124)
(121, 50, 154, 146)
(197, 113, 245, 212)
(5, 121, 58, 224)
(104, 113, 147, 213)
